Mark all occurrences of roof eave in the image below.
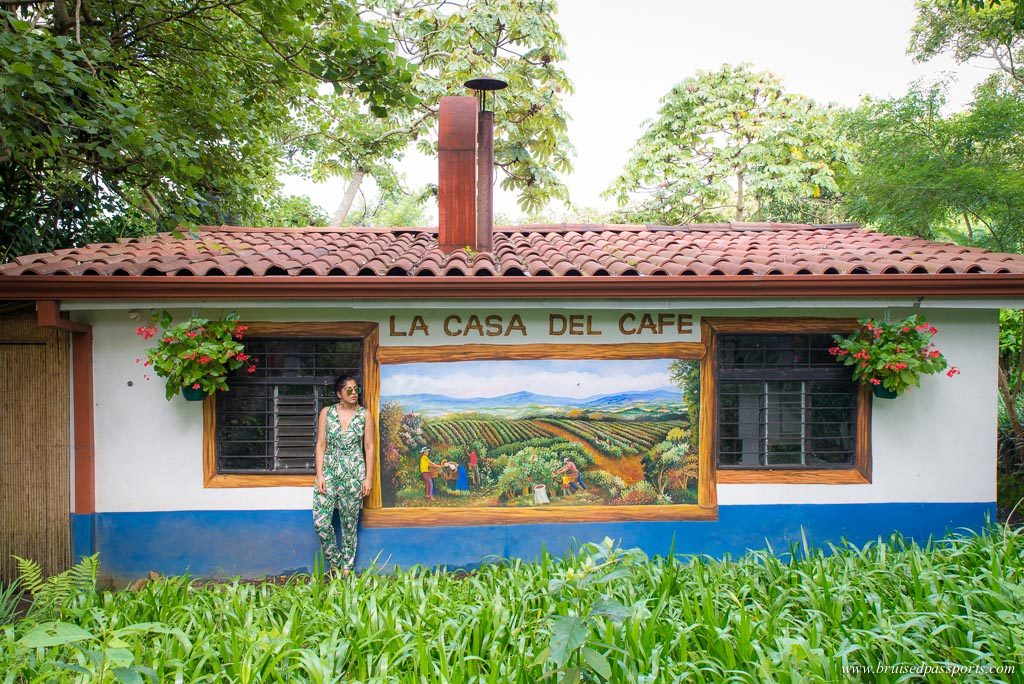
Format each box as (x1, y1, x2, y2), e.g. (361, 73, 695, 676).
(4, 274, 1024, 300)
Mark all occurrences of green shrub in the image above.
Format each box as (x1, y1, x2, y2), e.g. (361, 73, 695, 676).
(2, 528, 1022, 682)
(584, 470, 626, 498)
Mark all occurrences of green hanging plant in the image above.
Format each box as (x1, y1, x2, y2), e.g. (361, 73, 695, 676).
(135, 311, 257, 400)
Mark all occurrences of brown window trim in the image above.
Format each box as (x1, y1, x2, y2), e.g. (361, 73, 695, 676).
(704, 317, 872, 485)
(366, 341, 717, 527)
(202, 321, 381, 499)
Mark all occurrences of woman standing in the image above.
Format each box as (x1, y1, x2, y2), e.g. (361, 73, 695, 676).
(313, 374, 374, 577)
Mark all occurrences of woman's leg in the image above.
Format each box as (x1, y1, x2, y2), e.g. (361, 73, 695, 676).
(337, 460, 365, 572)
(313, 481, 343, 571)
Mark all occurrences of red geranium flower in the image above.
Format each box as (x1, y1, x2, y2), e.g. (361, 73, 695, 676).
(192, 382, 201, 389)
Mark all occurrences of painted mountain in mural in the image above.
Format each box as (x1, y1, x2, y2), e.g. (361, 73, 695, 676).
(382, 388, 680, 413)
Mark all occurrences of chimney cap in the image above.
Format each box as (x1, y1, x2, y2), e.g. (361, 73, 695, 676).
(464, 76, 508, 91)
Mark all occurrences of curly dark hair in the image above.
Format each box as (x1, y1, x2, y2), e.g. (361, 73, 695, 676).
(333, 373, 362, 399)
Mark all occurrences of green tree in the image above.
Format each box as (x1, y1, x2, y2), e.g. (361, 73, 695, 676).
(251, 195, 329, 228)
(912, 0, 1024, 90)
(605, 64, 852, 225)
(341, 186, 432, 228)
(299, 0, 574, 224)
(839, 82, 1024, 251)
(0, 0, 414, 259)
(999, 310, 1024, 457)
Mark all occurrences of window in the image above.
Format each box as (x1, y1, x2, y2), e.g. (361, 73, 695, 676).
(704, 318, 871, 484)
(717, 333, 857, 468)
(215, 338, 363, 474)
(202, 321, 379, 489)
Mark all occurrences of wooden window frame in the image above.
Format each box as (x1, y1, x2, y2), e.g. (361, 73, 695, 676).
(364, 341, 717, 527)
(704, 318, 872, 485)
(203, 322, 380, 492)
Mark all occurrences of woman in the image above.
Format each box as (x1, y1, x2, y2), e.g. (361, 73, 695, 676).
(313, 374, 374, 577)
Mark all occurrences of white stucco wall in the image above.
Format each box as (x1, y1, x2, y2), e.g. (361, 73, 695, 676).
(74, 303, 998, 512)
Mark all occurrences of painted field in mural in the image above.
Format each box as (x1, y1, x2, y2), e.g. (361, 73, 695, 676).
(379, 358, 700, 508)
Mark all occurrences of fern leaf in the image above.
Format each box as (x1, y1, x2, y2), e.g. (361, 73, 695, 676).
(69, 554, 99, 593)
(13, 556, 44, 596)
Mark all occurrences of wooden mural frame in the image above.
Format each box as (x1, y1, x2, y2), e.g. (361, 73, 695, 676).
(364, 341, 717, 527)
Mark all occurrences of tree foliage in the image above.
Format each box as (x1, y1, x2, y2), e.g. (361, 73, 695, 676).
(0, 0, 414, 259)
(341, 186, 432, 227)
(606, 64, 852, 225)
(297, 0, 574, 222)
(912, 0, 1024, 90)
(839, 82, 1024, 251)
(251, 195, 329, 228)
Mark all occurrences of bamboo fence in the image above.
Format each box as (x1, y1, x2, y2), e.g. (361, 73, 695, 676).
(0, 307, 71, 583)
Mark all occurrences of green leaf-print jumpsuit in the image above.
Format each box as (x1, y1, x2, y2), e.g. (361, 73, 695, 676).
(313, 404, 367, 571)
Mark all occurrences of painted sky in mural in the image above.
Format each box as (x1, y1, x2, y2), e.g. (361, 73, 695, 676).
(378, 358, 699, 508)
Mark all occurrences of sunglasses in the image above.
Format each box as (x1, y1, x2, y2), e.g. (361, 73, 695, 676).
(341, 386, 362, 395)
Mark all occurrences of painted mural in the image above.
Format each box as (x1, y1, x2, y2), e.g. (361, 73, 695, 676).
(378, 358, 700, 508)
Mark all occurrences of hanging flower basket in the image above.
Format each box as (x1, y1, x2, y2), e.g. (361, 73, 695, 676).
(872, 384, 898, 399)
(136, 311, 257, 401)
(829, 314, 959, 398)
(180, 384, 209, 401)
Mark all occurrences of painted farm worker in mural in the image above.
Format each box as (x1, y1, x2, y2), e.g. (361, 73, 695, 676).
(553, 458, 583, 493)
(468, 450, 480, 486)
(455, 462, 470, 491)
(419, 447, 440, 500)
(313, 374, 374, 577)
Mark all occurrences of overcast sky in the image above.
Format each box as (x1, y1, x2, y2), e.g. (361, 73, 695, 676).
(281, 0, 991, 222)
(381, 359, 674, 399)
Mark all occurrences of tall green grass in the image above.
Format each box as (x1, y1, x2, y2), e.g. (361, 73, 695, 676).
(2, 525, 1022, 682)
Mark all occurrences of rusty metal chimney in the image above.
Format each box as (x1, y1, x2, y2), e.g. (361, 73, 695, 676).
(437, 96, 478, 252)
(437, 78, 507, 254)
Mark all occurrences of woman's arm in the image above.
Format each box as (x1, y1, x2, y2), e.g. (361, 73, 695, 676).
(362, 408, 375, 497)
(314, 406, 328, 494)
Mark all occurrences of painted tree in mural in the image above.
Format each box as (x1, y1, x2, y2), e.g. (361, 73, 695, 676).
(643, 427, 697, 500)
(294, 0, 574, 224)
(0, 0, 414, 260)
(606, 63, 853, 225)
(669, 359, 700, 433)
(379, 401, 406, 507)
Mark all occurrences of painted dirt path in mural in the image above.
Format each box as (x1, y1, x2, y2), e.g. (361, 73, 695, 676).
(533, 420, 644, 485)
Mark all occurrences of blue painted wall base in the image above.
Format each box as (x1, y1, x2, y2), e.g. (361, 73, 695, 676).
(71, 513, 95, 563)
(73, 502, 997, 585)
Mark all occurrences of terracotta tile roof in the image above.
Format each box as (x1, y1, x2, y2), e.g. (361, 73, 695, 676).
(5, 222, 1024, 278)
